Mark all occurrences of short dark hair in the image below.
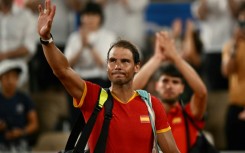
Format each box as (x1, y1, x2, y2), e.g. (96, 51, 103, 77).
(80, 1, 104, 25)
(155, 63, 184, 82)
(107, 40, 141, 64)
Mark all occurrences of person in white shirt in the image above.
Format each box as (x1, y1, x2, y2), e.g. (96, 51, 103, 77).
(0, 0, 37, 89)
(191, 0, 239, 149)
(64, 1, 117, 124)
(95, 0, 149, 54)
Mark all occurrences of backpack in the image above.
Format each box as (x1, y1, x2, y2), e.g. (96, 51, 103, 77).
(59, 89, 159, 153)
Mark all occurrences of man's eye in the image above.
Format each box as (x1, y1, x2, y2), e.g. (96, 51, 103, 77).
(122, 59, 130, 63)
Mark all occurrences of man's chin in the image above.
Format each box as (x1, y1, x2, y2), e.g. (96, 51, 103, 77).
(162, 98, 178, 105)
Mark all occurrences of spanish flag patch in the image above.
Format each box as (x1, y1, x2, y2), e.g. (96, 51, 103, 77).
(140, 115, 150, 123)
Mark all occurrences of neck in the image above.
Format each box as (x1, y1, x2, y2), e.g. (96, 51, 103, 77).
(2, 90, 15, 99)
(162, 102, 178, 113)
(110, 84, 135, 103)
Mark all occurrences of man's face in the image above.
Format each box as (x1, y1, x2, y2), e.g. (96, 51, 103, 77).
(107, 47, 139, 85)
(155, 75, 184, 105)
(0, 70, 19, 95)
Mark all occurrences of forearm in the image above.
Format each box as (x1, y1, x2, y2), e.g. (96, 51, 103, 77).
(23, 111, 38, 136)
(228, 0, 239, 18)
(158, 131, 180, 153)
(68, 49, 82, 67)
(133, 56, 162, 89)
(197, 0, 208, 20)
(223, 55, 237, 76)
(42, 42, 70, 77)
(173, 55, 207, 99)
(222, 42, 237, 77)
(173, 55, 207, 118)
(2, 46, 30, 60)
(90, 47, 104, 68)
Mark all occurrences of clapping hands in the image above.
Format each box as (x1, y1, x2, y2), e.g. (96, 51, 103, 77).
(154, 31, 180, 63)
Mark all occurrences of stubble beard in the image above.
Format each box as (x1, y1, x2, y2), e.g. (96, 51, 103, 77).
(161, 97, 178, 105)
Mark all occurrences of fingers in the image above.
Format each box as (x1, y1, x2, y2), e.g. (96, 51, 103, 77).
(38, 4, 43, 15)
(44, 0, 54, 15)
(45, 0, 50, 14)
(158, 31, 174, 45)
(50, 5, 56, 19)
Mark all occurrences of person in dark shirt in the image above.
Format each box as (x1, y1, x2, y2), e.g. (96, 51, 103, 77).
(0, 60, 38, 151)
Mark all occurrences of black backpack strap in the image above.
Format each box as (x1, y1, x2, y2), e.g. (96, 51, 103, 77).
(180, 99, 204, 151)
(73, 88, 108, 153)
(94, 88, 113, 153)
(64, 112, 85, 151)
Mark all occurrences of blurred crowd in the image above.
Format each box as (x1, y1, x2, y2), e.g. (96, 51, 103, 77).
(0, 0, 245, 152)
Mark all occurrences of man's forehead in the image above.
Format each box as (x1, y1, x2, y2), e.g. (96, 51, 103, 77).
(109, 47, 133, 58)
(159, 75, 182, 81)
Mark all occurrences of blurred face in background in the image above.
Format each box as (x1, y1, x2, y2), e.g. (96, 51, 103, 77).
(80, 13, 102, 31)
(0, 70, 20, 97)
(156, 75, 184, 105)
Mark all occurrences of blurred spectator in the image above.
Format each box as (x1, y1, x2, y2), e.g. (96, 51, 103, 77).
(171, 18, 184, 52)
(95, 0, 149, 56)
(0, 0, 37, 91)
(64, 1, 117, 125)
(24, 0, 83, 133)
(222, 2, 245, 150)
(191, 0, 238, 149)
(27, 0, 83, 91)
(133, 31, 207, 153)
(0, 60, 38, 152)
(181, 19, 204, 103)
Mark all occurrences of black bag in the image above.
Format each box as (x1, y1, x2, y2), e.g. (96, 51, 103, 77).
(59, 88, 113, 153)
(189, 133, 219, 153)
(180, 100, 220, 153)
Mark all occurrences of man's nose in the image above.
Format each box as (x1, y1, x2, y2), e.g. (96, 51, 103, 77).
(165, 83, 172, 89)
(115, 62, 122, 69)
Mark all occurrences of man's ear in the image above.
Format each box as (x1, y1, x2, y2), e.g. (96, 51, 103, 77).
(135, 64, 140, 73)
(155, 81, 159, 92)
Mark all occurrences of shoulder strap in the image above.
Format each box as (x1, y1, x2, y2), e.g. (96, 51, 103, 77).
(136, 89, 160, 153)
(64, 112, 85, 151)
(94, 88, 113, 153)
(180, 99, 204, 151)
(64, 88, 108, 153)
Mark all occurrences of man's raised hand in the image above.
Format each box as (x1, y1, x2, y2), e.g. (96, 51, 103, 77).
(37, 0, 56, 39)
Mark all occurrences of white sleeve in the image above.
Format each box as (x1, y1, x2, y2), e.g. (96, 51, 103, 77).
(64, 32, 82, 61)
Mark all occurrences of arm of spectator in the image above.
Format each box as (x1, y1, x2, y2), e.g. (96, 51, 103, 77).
(23, 110, 38, 136)
(0, 46, 29, 61)
(158, 131, 180, 153)
(133, 32, 165, 89)
(5, 110, 38, 140)
(228, 0, 239, 18)
(182, 19, 202, 67)
(65, 0, 83, 12)
(122, 0, 149, 12)
(221, 40, 237, 77)
(192, 0, 208, 20)
(89, 47, 105, 68)
(95, 0, 108, 7)
(37, 0, 85, 100)
(158, 31, 207, 120)
(0, 120, 6, 132)
(24, 0, 41, 14)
